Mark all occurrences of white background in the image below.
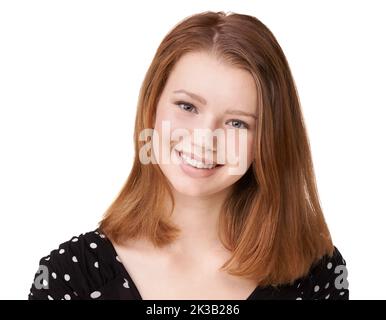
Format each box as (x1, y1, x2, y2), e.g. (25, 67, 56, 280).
(0, 0, 385, 300)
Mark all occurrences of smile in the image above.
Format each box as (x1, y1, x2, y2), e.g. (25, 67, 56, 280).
(174, 149, 224, 178)
(178, 151, 218, 169)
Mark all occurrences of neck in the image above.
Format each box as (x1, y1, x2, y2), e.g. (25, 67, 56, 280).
(164, 186, 233, 256)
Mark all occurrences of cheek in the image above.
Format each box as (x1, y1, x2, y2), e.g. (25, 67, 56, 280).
(154, 109, 202, 159)
(152, 105, 187, 167)
(154, 105, 191, 138)
(227, 131, 255, 164)
(154, 105, 174, 146)
(245, 134, 255, 164)
(154, 103, 171, 132)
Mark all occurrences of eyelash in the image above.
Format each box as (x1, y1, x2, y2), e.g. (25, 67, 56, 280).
(174, 101, 249, 129)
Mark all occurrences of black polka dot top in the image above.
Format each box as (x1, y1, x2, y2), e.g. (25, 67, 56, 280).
(28, 229, 349, 300)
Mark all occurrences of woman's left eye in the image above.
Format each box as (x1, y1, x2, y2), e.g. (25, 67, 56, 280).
(227, 120, 249, 129)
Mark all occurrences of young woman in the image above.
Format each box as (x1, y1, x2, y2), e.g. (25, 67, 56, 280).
(29, 11, 349, 300)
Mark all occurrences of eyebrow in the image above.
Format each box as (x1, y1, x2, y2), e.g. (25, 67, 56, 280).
(173, 89, 207, 105)
(225, 109, 257, 120)
(173, 89, 257, 120)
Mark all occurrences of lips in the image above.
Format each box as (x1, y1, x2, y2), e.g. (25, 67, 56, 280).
(177, 151, 222, 169)
(175, 149, 224, 178)
(175, 148, 219, 169)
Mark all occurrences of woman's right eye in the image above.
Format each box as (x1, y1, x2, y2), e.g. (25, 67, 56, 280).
(175, 101, 198, 114)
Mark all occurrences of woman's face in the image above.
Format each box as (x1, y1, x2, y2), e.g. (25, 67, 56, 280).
(152, 51, 258, 197)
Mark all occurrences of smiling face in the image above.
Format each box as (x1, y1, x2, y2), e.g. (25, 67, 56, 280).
(152, 51, 258, 197)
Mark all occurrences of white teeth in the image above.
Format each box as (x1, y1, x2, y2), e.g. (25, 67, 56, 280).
(178, 151, 217, 169)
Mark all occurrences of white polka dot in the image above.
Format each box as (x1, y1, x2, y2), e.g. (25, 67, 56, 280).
(94, 261, 99, 268)
(296, 297, 302, 300)
(90, 242, 97, 249)
(94, 231, 99, 235)
(64, 274, 70, 281)
(52, 272, 57, 279)
(90, 291, 101, 299)
(59, 249, 65, 254)
(48, 295, 53, 300)
(72, 256, 78, 263)
(116, 255, 122, 263)
(99, 234, 105, 239)
(340, 291, 345, 296)
(314, 285, 320, 292)
(42, 279, 48, 287)
(71, 237, 78, 242)
(325, 294, 330, 299)
(296, 283, 301, 289)
(64, 294, 71, 300)
(73, 291, 78, 296)
(44, 256, 50, 261)
(327, 262, 333, 269)
(325, 282, 330, 289)
(123, 278, 130, 289)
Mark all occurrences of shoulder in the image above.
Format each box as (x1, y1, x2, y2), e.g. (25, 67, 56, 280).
(28, 228, 120, 300)
(295, 246, 349, 300)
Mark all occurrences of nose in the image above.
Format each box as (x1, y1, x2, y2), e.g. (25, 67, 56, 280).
(181, 114, 226, 164)
(190, 113, 220, 150)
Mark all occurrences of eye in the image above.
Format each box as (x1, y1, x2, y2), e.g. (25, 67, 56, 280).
(174, 101, 198, 114)
(227, 119, 249, 129)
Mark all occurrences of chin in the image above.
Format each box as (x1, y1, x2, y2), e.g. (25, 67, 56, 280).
(168, 177, 208, 196)
(167, 175, 233, 198)
(158, 160, 244, 197)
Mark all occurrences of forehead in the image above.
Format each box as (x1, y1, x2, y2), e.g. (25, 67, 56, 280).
(164, 51, 258, 113)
